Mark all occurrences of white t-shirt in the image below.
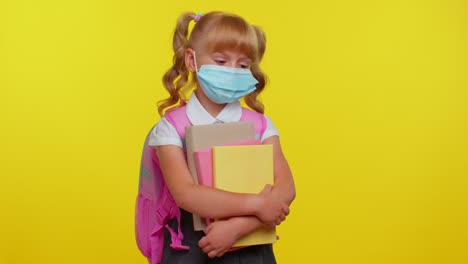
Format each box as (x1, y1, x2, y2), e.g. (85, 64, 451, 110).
(149, 93, 279, 148)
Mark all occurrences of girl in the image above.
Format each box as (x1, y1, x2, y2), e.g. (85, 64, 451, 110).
(150, 11, 295, 263)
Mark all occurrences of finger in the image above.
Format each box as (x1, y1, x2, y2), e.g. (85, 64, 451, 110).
(208, 250, 218, 258)
(203, 245, 214, 254)
(262, 184, 272, 193)
(217, 250, 226, 258)
(279, 212, 286, 221)
(276, 212, 283, 225)
(283, 205, 290, 215)
(198, 237, 208, 248)
(205, 224, 213, 234)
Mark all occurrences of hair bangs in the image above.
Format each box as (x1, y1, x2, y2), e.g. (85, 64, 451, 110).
(202, 16, 259, 61)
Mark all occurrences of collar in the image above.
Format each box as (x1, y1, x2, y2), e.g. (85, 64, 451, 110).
(186, 93, 242, 125)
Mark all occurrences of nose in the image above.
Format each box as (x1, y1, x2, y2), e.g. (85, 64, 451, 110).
(226, 61, 237, 68)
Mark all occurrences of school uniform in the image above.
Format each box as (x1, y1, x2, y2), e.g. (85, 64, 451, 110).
(149, 93, 279, 264)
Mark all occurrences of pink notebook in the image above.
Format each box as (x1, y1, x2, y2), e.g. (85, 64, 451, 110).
(194, 149, 214, 188)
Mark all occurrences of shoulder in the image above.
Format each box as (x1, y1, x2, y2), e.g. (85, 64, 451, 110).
(148, 117, 183, 148)
(240, 108, 279, 142)
(164, 105, 187, 124)
(241, 107, 263, 119)
(164, 105, 191, 138)
(147, 104, 191, 148)
(240, 107, 267, 126)
(262, 115, 279, 142)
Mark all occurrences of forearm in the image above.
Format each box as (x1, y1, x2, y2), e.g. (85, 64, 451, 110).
(157, 145, 262, 219)
(157, 144, 287, 224)
(228, 216, 264, 239)
(176, 184, 259, 219)
(226, 184, 293, 239)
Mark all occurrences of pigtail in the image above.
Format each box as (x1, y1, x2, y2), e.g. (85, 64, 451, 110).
(245, 25, 268, 114)
(158, 12, 196, 116)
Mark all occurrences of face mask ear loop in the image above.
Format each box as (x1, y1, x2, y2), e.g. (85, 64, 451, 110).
(193, 51, 199, 73)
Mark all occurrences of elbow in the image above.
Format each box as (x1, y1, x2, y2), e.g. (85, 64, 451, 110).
(170, 184, 202, 214)
(275, 183, 296, 206)
(284, 179, 296, 205)
(287, 174, 296, 205)
(287, 188, 296, 205)
(273, 178, 296, 205)
(169, 184, 191, 211)
(173, 190, 191, 211)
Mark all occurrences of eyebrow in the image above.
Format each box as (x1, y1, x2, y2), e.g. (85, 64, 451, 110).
(212, 52, 251, 62)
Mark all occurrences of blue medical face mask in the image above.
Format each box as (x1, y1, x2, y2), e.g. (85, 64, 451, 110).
(193, 52, 259, 104)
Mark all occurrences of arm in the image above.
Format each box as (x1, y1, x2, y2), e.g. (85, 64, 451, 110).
(229, 136, 296, 229)
(199, 136, 296, 257)
(264, 135, 296, 205)
(230, 136, 295, 232)
(157, 145, 289, 222)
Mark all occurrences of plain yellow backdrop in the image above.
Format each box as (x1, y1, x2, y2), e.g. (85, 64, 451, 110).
(1, 0, 467, 263)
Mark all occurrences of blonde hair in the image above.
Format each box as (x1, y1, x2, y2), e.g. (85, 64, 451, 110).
(158, 11, 268, 116)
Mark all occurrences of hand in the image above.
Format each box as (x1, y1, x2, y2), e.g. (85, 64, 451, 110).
(198, 219, 240, 258)
(255, 184, 289, 226)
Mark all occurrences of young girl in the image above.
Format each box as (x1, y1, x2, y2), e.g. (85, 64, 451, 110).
(150, 11, 295, 263)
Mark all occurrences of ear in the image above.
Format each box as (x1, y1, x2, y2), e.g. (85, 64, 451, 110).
(185, 48, 196, 72)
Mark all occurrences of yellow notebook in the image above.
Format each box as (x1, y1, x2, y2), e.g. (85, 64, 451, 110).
(212, 144, 277, 247)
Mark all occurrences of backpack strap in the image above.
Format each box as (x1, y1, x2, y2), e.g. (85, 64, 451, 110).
(158, 104, 192, 255)
(165, 105, 191, 139)
(240, 108, 267, 141)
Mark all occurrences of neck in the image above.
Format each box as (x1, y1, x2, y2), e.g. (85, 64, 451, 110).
(195, 88, 227, 118)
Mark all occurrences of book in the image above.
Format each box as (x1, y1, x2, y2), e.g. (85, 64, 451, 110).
(212, 144, 277, 247)
(194, 139, 261, 227)
(185, 122, 255, 231)
(194, 148, 213, 188)
(194, 139, 261, 188)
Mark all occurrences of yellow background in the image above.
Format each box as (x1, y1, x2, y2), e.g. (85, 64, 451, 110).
(1, 0, 467, 263)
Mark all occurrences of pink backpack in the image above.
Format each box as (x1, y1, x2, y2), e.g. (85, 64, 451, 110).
(135, 105, 267, 264)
